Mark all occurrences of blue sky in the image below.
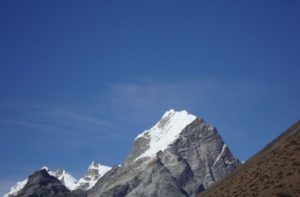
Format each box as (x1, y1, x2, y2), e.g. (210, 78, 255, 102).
(0, 0, 299, 195)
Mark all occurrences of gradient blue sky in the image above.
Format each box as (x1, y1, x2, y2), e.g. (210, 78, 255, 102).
(0, 0, 300, 195)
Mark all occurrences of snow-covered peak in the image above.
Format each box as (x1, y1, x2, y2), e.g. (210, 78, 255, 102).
(87, 161, 111, 177)
(77, 162, 111, 190)
(48, 168, 77, 190)
(40, 166, 49, 171)
(135, 109, 197, 160)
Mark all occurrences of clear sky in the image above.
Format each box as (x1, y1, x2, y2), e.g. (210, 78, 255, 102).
(0, 0, 299, 195)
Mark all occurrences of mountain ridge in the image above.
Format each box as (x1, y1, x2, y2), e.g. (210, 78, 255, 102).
(4, 162, 111, 197)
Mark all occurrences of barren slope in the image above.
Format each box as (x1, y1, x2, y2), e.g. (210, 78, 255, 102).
(198, 120, 300, 197)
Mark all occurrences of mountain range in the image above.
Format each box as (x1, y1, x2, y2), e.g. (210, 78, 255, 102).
(5, 109, 241, 197)
(5, 162, 111, 197)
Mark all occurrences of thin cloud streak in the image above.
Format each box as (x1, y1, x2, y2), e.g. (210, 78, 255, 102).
(0, 78, 267, 139)
(108, 79, 267, 125)
(0, 103, 119, 143)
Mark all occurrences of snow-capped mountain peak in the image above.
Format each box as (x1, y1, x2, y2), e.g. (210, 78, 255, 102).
(135, 109, 197, 160)
(48, 168, 77, 190)
(77, 161, 111, 190)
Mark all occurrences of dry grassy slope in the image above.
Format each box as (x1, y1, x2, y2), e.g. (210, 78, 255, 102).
(198, 120, 300, 197)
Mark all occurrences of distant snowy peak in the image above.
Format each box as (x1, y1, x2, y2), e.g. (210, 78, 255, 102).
(135, 109, 198, 160)
(48, 168, 77, 190)
(77, 161, 111, 190)
(5, 162, 111, 197)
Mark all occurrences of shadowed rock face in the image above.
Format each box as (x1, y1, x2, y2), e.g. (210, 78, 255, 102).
(14, 169, 70, 197)
(198, 120, 300, 197)
(88, 113, 240, 197)
(14, 169, 87, 197)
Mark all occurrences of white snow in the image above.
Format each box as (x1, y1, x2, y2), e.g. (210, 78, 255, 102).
(135, 109, 197, 160)
(3, 179, 27, 197)
(48, 169, 78, 190)
(213, 144, 227, 167)
(77, 161, 111, 190)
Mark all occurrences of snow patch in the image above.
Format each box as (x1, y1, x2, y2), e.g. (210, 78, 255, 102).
(135, 109, 197, 160)
(213, 144, 227, 167)
(4, 179, 27, 197)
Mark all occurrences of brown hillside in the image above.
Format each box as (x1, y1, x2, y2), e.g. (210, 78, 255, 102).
(198, 121, 300, 197)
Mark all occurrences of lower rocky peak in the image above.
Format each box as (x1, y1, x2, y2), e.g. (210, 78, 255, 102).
(14, 169, 71, 197)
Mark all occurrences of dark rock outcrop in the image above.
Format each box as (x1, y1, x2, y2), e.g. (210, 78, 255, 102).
(15, 169, 70, 197)
(14, 169, 87, 197)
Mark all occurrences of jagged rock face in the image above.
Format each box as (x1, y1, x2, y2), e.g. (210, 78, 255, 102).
(88, 110, 240, 197)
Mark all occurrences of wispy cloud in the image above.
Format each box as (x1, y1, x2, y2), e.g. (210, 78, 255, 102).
(0, 78, 266, 139)
(108, 78, 267, 125)
(0, 102, 120, 145)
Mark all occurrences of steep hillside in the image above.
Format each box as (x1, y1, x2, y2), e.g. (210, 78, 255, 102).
(198, 120, 300, 197)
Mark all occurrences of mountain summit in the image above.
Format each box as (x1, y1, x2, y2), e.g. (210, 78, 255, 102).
(89, 109, 240, 197)
(133, 109, 197, 161)
(6, 109, 240, 197)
